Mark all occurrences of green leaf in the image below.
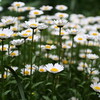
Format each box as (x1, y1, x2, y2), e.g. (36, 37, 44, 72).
(42, 96, 51, 100)
(32, 81, 44, 89)
(2, 90, 11, 96)
(5, 66, 26, 100)
(53, 96, 57, 100)
(32, 56, 36, 64)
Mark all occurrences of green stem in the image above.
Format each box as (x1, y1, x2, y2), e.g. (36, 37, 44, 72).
(23, 38, 26, 75)
(30, 28, 35, 75)
(58, 27, 62, 64)
(30, 28, 35, 99)
(1, 39, 5, 100)
(39, 30, 42, 65)
(70, 36, 74, 66)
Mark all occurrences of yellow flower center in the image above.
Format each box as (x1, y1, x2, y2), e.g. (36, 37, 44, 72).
(6, 20, 12, 23)
(59, 14, 64, 17)
(39, 68, 45, 72)
(72, 30, 76, 32)
(68, 43, 72, 46)
(43, 7, 49, 10)
(24, 71, 29, 75)
(12, 27, 17, 31)
(45, 45, 51, 49)
(10, 45, 15, 48)
(28, 36, 32, 40)
(30, 24, 38, 27)
(0, 47, 7, 51)
(11, 33, 18, 37)
(16, 4, 21, 7)
(34, 11, 39, 15)
(94, 86, 100, 90)
(91, 71, 95, 74)
(26, 30, 31, 32)
(27, 7, 31, 10)
(62, 45, 67, 48)
(28, 67, 35, 70)
(18, 16, 22, 20)
(61, 32, 64, 35)
(59, 6, 64, 9)
(50, 68, 59, 72)
(62, 60, 68, 64)
(82, 65, 86, 67)
(22, 33, 28, 36)
(73, 25, 77, 28)
(47, 40, 53, 44)
(92, 33, 98, 36)
(0, 33, 6, 36)
(3, 74, 7, 78)
(47, 20, 52, 24)
(54, 26, 58, 29)
(82, 55, 86, 58)
(10, 52, 16, 56)
(53, 58, 59, 60)
(78, 37, 83, 40)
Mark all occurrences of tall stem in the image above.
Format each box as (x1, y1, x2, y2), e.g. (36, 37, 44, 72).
(1, 39, 5, 100)
(6, 39, 10, 77)
(70, 36, 74, 65)
(23, 38, 26, 75)
(39, 30, 42, 65)
(30, 28, 35, 99)
(30, 29, 35, 75)
(58, 27, 62, 64)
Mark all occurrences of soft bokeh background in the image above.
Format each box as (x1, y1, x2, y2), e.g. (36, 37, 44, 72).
(0, 0, 100, 16)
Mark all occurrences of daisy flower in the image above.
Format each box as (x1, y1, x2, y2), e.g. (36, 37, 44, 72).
(25, 20, 39, 28)
(40, 5, 53, 11)
(1, 16, 17, 25)
(11, 39, 24, 46)
(55, 5, 68, 11)
(11, 2, 25, 7)
(46, 63, 64, 73)
(0, 28, 13, 39)
(19, 28, 32, 38)
(91, 82, 100, 92)
(39, 65, 47, 72)
(55, 12, 68, 19)
(29, 9, 43, 16)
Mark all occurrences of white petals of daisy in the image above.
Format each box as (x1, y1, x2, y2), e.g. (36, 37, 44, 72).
(91, 82, 100, 92)
(46, 63, 64, 73)
(55, 5, 68, 11)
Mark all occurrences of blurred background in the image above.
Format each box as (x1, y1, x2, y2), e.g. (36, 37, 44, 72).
(0, 0, 100, 16)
